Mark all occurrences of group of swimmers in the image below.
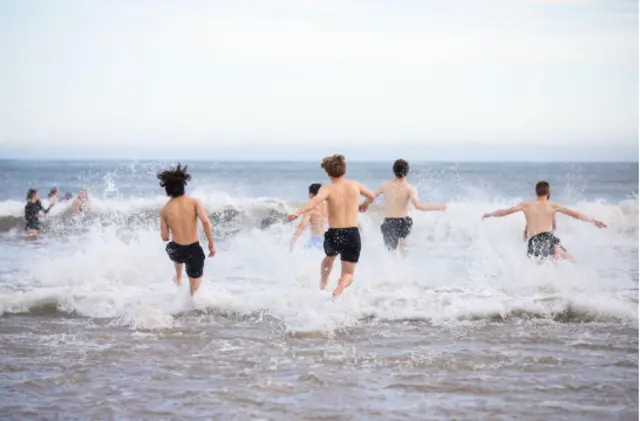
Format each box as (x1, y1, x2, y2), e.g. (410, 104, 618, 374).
(157, 156, 608, 298)
(24, 186, 90, 235)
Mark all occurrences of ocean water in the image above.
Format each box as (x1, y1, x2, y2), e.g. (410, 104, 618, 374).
(0, 159, 637, 421)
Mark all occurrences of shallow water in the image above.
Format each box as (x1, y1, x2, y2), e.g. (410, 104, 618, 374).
(0, 160, 637, 420)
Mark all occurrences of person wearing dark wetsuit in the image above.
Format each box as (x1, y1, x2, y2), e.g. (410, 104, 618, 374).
(483, 181, 607, 262)
(359, 159, 446, 255)
(24, 188, 53, 234)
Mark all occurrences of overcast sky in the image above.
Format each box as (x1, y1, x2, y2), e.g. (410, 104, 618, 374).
(0, 0, 637, 161)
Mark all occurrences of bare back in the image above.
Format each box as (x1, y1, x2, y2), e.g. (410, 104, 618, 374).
(161, 196, 199, 245)
(308, 202, 328, 236)
(325, 180, 361, 228)
(521, 200, 556, 237)
(380, 180, 414, 218)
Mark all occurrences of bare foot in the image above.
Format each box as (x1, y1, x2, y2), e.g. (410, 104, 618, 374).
(320, 280, 328, 290)
(173, 275, 182, 287)
(332, 277, 353, 297)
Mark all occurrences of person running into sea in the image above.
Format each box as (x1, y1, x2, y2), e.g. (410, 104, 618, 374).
(158, 164, 216, 297)
(288, 155, 376, 297)
(24, 188, 54, 235)
(482, 180, 606, 262)
(359, 159, 446, 255)
(289, 183, 328, 252)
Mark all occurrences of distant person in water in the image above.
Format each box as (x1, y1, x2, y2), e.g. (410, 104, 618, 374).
(48, 187, 59, 206)
(71, 187, 90, 213)
(62, 192, 72, 201)
(288, 155, 376, 297)
(482, 181, 606, 262)
(289, 183, 328, 252)
(359, 159, 446, 255)
(24, 188, 54, 235)
(158, 164, 215, 297)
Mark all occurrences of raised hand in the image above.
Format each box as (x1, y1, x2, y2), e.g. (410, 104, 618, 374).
(593, 220, 607, 228)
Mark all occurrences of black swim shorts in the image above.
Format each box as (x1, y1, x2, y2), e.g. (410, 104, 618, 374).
(324, 227, 361, 263)
(380, 217, 413, 251)
(165, 241, 206, 278)
(527, 232, 565, 259)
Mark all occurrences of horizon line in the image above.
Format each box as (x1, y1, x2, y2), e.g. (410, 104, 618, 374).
(0, 158, 638, 164)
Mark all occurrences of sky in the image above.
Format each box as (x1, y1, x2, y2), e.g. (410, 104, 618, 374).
(0, 0, 637, 161)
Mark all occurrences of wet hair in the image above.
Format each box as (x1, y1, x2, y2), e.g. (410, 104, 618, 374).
(308, 183, 322, 196)
(393, 159, 409, 178)
(26, 188, 37, 201)
(535, 181, 550, 198)
(48, 187, 58, 198)
(157, 164, 192, 197)
(321, 154, 346, 178)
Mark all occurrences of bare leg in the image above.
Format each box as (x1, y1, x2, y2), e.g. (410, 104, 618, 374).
(173, 263, 183, 286)
(398, 238, 409, 259)
(333, 261, 356, 297)
(188, 277, 202, 297)
(320, 255, 336, 290)
(554, 245, 576, 263)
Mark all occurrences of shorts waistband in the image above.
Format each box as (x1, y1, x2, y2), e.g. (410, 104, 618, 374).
(169, 241, 201, 247)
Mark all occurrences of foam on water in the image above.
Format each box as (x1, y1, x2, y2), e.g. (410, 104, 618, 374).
(0, 189, 636, 333)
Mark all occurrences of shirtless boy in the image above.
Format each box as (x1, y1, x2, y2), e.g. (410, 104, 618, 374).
(360, 159, 446, 254)
(158, 164, 216, 296)
(288, 155, 376, 297)
(482, 181, 606, 261)
(289, 183, 328, 252)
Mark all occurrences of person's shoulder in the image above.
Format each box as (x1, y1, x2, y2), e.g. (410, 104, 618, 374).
(346, 180, 363, 191)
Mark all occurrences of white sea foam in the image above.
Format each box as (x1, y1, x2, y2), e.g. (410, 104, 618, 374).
(0, 191, 636, 332)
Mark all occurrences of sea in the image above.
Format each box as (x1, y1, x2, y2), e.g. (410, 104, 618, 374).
(0, 160, 637, 421)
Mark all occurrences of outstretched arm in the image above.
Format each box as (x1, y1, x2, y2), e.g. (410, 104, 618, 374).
(482, 203, 523, 219)
(358, 183, 376, 201)
(288, 186, 330, 221)
(289, 213, 311, 252)
(196, 200, 216, 256)
(409, 187, 446, 211)
(38, 201, 53, 214)
(358, 183, 380, 212)
(160, 212, 170, 241)
(554, 204, 606, 228)
(361, 185, 382, 206)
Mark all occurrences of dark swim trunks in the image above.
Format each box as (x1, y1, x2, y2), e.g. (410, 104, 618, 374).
(380, 217, 413, 251)
(324, 227, 361, 263)
(165, 241, 206, 278)
(527, 232, 565, 259)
